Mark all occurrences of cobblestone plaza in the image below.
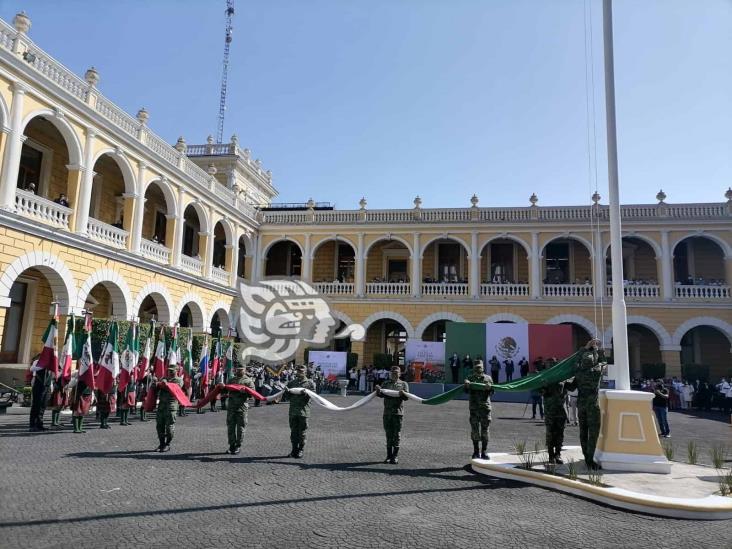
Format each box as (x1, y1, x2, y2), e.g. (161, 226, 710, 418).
(0, 400, 730, 549)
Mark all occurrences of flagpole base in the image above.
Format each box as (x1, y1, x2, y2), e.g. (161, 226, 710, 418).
(595, 389, 670, 474)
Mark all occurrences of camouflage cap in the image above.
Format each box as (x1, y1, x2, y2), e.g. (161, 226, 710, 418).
(390, 366, 401, 373)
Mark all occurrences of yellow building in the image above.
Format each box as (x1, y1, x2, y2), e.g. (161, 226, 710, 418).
(0, 13, 730, 384)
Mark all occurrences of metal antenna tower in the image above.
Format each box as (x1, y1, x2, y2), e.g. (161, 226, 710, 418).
(216, 0, 235, 144)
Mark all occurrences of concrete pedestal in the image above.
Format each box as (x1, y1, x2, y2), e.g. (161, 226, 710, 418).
(594, 389, 671, 473)
(338, 379, 348, 397)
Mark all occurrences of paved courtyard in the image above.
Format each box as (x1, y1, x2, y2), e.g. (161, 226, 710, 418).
(0, 397, 730, 549)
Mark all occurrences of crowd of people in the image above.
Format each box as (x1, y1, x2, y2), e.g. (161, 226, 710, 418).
(633, 377, 732, 415)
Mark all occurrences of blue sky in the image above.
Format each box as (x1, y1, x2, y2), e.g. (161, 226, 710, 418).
(1, 0, 730, 208)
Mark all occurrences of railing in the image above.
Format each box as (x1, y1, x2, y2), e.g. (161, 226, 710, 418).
(140, 239, 170, 264)
(23, 43, 88, 101)
(186, 143, 237, 156)
(365, 282, 411, 296)
(14, 190, 72, 229)
(480, 283, 530, 297)
(674, 285, 731, 299)
(313, 282, 355, 295)
(144, 130, 180, 166)
(543, 284, 594, 298)
(87, 218, 128, 249)
(95, 96, 139, 137)
(606, 284, 660, 299)
(421, 282, 469, 296)
(181, 255, 203, 276)
(259, 202, 730, 225)
(211, 266, 230, 285)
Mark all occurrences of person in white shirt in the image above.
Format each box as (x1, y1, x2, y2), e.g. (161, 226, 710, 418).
(681, 381, 694, 410)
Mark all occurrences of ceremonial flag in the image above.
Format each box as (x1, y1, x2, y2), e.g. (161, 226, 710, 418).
(119, 323, 136, 388)
(198, 336, 210, 384)
(60, 315, 75, 384)
(183, 330, 193, 378)
(167, 325, 179, 372)
(153, 325, 166, 379)
(36, 310, 59, 376)
(224, 341, 234, 381)
(138, 335, 151, 381)
(78, 314, 96, 390)
(211, 338, 221, 380)
(485, 323, 529, 383)
(97, 321, 120, 394)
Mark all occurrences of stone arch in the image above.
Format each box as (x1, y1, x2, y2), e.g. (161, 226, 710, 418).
(210, 306, 232, 335)
(671, 232, 732, 259)
(545, 314, 599, 339)
(20, 109, 83, 166)
(90, 149, 136, 194)
(602, 315, 673, 348)
(603, 233, 662, 260)
(132, 282, 174, 324)
(182, 200, 210, 235)
(142, 177, 177, 214)
(331, 309, 357, 328)
(415, 312, 466, 339)
(540, 234, 595, 258)
(420, 234, 471, 258)
(262, 236, 304, 259)
(361, 311, 415, 339)
(479, 234, 532, 257)
(75, 268, 132, 318)
(672, 316, 732, 348)
(174, 292, 207, 330)
(0, 251, 76, 313)
(310, 235, 358, 259)
(212, 217, 236, 246)
(483, 313, 527, 324)
(363, 235, 414, 258)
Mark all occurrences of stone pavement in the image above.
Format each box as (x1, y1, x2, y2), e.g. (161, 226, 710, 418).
(0, 397, 730, 549)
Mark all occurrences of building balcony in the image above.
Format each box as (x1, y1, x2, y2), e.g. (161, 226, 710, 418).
(606, 284, 660, 299)
(211, 266, 230, 285)
(421, 282, 469, 297)
(180, 255, 203, 276)
(313, 281, 354, 295)
(140, 238, 171, 265)
(481, 283, 530, 298)
(674, 284, 730, 300)
(542, 283, 594, 298)
(14, 190, 72, 229)
(86, 218, 128, 249)
(366, 282, 411, 296)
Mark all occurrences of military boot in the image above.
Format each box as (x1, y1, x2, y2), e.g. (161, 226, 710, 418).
(290, 444, 298, 458)
(480, 441, 489, 460)
(73, 417, 82, 434)
(140, 409, 149, 422)
(389, 446, 399, 464)
(472, 441, 480, 459)
(295, 445, 304, 459)
(554, 452, 564, 465)
(157, 435, 166, 452)
(78, 417, 86, 433)
(383, 446, 392, 464)
(50, 410, 59, 427)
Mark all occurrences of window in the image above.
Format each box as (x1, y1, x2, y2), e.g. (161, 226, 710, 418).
(183, 223, 197, 257)
(545, 242, 570, 284)
(154, 211, 167, 243)
(17, 145, 43, 192)
(437, 243, 461, 282)
(0, 281, 28, 363)
(336, 243, 355, 282)
(388, 259, 407, 282)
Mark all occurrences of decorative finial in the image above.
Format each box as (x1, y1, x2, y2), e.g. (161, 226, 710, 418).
(207, 163, 217, 176)
(725, 187, 732, 202)
(306, 198, 315, 209)
(243, 148, 251, 159)
(136, 107, 149, 125)
(413, 196, 422, 209)
(13, 12, 31, 34)
(84, 66, 100, 87)
(592, 191, 601, 205)
(359, 197, 367, 210)
(175, 136, 187, 153)
(529, 193, 538, 206)
(470, 194, 479, 207)
(656, 189, 667, 204)
(231, 134, 239, 147)
(206, 135, 214, 145)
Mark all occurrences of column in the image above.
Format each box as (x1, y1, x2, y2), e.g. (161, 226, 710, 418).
(469, 232, 479, 298)
(73, 128, 97, 234)
(593, 233, 605, 299)
(227, 242, 237, 287)
(64, 167, 84, 231)
(350, 340, 365, 368)
(301, 234, 312, 281)
(660, 230, 673, 300)
(660, 346, 682, 378)
(530, 232, 541, 299)
(411, 232, 421, 297)
(202, 231, 213, 278)
(355, 233, 365, 297)
(129, 162, 147, 253)
(121, 193, 137, 251)
(0, 81, 26, 210)
(254, 233, 264, 280)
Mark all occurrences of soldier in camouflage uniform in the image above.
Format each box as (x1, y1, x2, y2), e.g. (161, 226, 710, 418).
(96, 382, 116, 430)
(286, 365, 316, 458)
(464, 361, 493, 459)
(541, 380, 574, 464)
(574, 338, 606, 469)
(225, 365, 255, 454)
(119, 374, 135, 426)
(156, 365, 183, 452)
(376, 366, 409, 464)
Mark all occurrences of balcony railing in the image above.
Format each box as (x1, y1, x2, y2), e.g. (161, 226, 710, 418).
(140, 239, 170, 264)
(543, 284, 594, 298)
(606, 284, 660, 299)
(211, 266, 230, 285)
(313, 281, 354, 295)
(14, 190, 72, 229)
(422, 282, 469, 296)
(674, 285, 731, 300)
(181, 255, 203, 276)
(366, 282, 411, 296)
(87, 218, 128, 249)
(481, 283, 530, 297)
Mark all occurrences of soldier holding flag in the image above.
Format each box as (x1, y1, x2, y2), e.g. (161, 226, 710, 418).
(118, 321, 137, 426)
(95, 322, 120, 430)
(137, 320, 154, 422)
(29, 303, 59, 431)
(71, 313, 95, 434)
(50, 314, 75, 428)
(195, 333, 210, 415)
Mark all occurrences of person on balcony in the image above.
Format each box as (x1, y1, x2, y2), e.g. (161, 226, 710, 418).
(54, 193, 69, 207)
(26, 182, 36, 194)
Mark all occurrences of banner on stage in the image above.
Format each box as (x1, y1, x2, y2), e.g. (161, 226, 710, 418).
(485, 322, 529, 383)
(405, 340, 445, 383)
(308, 350, 347, 378)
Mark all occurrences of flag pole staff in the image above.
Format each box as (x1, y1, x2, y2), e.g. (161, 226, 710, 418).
(602, 0, 630, 391)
